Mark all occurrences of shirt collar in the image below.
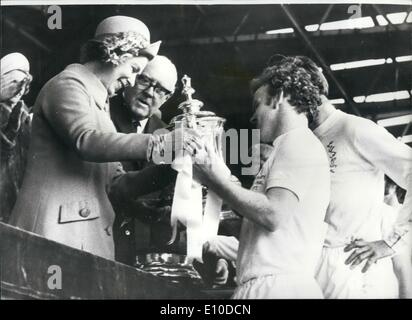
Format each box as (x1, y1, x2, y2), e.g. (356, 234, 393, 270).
(271, 127, 309, 147)
(65, 64, 108, 110)
(139, 118, 149, 129)
(120, 95, 150, 130)
(313, 108, 342, 137)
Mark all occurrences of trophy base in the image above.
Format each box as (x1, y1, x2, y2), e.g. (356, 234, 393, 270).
(134, 253, 204, 287)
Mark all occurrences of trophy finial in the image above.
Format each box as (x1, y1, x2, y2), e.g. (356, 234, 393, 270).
(181, 74, 195, 101)
(179, 74, 203, 115)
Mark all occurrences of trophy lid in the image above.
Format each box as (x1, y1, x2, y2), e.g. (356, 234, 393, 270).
(169, 75, 226, 129)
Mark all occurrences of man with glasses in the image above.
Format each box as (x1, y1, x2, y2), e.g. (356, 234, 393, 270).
(111, 55, 176, 144)
(110, 55, 178, 264)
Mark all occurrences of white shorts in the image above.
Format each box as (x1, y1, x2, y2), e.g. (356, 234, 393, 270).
(315, 246, 398, 299)
(232, 274, 324, 299)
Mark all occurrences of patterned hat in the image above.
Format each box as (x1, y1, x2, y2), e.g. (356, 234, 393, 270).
(94, 16, 161, 61)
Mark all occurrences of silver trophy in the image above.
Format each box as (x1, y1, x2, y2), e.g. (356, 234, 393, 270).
(169, 75, 226, 158)
(135, 75, 230, 287)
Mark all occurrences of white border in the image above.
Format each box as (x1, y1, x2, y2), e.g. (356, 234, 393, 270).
(1, 0, 412, 6)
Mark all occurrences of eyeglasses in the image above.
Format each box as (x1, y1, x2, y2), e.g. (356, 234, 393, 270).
(136, 74, 172, 98)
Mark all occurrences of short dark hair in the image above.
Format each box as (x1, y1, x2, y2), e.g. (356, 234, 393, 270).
(251, 56, 323, 120)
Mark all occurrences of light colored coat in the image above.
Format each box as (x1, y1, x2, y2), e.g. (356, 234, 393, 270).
(9, 64, 150, 260)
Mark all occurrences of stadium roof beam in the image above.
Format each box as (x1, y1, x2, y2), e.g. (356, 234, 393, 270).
(163, 23, 411, 46)
(3, 17, 52, 54)
(372, 4, 402, 32)
(319, 4, 335, 26)
(401, 120, 412, 138)
(280, 4, 361, 116)
(195, 5, 232, 46)
(233, 12, 250, 37)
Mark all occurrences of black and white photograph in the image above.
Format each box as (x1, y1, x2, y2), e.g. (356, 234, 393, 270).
(0, 0, 411, 304)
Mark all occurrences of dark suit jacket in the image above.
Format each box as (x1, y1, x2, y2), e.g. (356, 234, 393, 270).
(110, 94, 167, 171)
(109, 93, 177, 264)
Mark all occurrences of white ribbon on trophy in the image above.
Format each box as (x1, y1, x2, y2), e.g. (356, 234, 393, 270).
(170, 153, 228, 263)
(168, 75, 228, 263)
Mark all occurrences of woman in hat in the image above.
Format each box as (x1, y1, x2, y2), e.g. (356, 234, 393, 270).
(9, 16, 196, 260)
(0, 52, 33, 223)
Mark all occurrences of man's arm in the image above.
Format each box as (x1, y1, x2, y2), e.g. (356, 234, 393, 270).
(192, 142, 299, 232)
(205, 235, 239, 261)
(358, 121, 411, 249)
(109, 164, 176, 200)
(392, 245, 412, 298)
(108, 163, 176, 217)
(207, 176, 298, 232)
(345, 120, 412, 270)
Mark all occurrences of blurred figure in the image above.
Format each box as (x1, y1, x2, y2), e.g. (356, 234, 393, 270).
(381, 177, 412, 298)
(384, 176, 405, 209)
(0, 52, 33, 222)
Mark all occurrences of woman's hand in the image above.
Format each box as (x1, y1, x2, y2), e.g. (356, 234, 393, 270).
(185, 137, 230, 187)
(147, 127, 201, 164)
(0, 70, 29, 102)
(3, 101, 25, 142)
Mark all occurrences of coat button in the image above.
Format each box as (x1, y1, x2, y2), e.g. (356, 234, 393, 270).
(79, 208, 91, 218)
